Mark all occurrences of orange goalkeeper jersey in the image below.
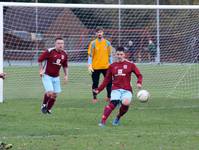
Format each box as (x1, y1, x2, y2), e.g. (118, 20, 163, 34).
(88, 38, 112, 70)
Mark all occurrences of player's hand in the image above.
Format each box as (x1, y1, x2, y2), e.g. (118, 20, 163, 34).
(137, 83, 142, 89)
(88, 65, 94, 74)
(92, 98, 99, 104)
(64, 75, 68, 84)
(93, 89, 99, 94)
(39, 69, 44, 77)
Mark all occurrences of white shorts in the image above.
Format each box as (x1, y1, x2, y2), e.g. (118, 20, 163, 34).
(42, 74, 61, 93)
(110, 89, 133, 103)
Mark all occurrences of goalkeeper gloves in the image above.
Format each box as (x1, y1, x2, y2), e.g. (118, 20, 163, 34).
(88, 65, 94, 74)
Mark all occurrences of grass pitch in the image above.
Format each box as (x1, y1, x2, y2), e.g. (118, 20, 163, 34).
(0, 64, 199, 150)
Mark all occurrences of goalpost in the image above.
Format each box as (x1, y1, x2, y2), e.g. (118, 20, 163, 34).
(0, 2, 199, 102)
(0, 4, 3, 103)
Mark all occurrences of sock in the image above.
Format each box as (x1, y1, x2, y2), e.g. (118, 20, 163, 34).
(101, 103, 116, 124)
(117, 104, 129, 119)
(47, 98, 56, 110)
(43, 93, 49, 105)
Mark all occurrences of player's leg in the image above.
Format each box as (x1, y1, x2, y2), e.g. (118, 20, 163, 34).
(102, 69, 112, 101)
(99, 89, 121, 127)
(91, 70, 100, 102)
(41, 74, 54, 114)
(42, 74, 52, 105)
(46, 93, 57, 114)
(152, 51, 156, 62)
(0, 141, 12, 149)
(113, 90, 132, 126)
(43, 93, 49, 106)
(148, 52, 151, 62)
(46, 76, 61, 113)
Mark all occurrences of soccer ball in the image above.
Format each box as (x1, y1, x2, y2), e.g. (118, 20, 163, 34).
(137, 90, 150, 102)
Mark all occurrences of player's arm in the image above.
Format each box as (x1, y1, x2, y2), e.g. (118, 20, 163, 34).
(62, 54, 68, 84)
(38, 50, 48, 77)
(131, 63, 143, 89)
(62, 67, 68, 84)
(106, 40, 113, 64)
(94, 66, 112, 94)
(87, 42, 94, 73)
(38, 62, 44, 77)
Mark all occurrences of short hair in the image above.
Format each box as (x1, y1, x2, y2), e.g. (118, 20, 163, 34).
(96, 26, 104, 32)
(116, 46, 125, 52)
(55, 37, 64, 42)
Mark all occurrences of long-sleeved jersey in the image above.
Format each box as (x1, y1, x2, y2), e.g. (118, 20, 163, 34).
(97, 60, 142, 93)
(38, 48, 68, 77)
(88, 38, 112, 70)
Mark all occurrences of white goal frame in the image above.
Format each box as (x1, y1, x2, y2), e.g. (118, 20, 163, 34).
(0, 5, 3, 103)
(0, 2, 199, 103)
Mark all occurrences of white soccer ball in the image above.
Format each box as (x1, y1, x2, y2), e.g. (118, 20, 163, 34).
(137, 90, 150, 102)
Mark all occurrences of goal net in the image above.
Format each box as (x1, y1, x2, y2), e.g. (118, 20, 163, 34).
(1, 3, 199, 101)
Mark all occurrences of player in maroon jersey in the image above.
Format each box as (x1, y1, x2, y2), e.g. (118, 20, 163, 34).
(0, 73, 6, 79)
(94, 46, 142, 127)
(38, 37, 68, 114)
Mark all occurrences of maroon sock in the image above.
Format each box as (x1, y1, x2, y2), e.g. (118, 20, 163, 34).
(101, 102, 116, 124)
(47, 98, 56, 110)
(43, 93, 49, 105)
(117, 104, 129, 119)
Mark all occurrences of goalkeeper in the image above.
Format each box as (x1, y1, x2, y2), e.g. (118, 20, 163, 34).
(88, 26, 112, 103)
(94, 46, 142, 127)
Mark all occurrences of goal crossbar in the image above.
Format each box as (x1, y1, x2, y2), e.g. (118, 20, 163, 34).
(0, 2, 199, 9)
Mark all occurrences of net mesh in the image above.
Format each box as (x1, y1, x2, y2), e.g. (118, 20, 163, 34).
(2, 5, 199, 100)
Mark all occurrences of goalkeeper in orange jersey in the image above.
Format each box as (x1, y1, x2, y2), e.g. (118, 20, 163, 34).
(88, 26, 112, 103)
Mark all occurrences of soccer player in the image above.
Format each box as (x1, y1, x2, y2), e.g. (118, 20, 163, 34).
(38, 37, 68, 114)
(88, 26, 112, 103)
(93, 46, 143, 127)
(147, 39, 156, 62)
(0, 141, 12, 149)
(0, 73, 6, 79)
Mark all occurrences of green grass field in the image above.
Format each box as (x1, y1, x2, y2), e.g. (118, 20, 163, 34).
(0, 64, 199, 150)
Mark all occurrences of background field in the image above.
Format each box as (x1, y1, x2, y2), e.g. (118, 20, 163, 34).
(0, 64, 199, 150)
